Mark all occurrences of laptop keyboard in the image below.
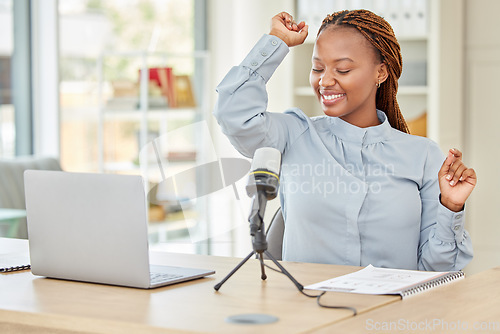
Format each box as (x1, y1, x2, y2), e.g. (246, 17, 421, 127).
(150, 272, 184, 284)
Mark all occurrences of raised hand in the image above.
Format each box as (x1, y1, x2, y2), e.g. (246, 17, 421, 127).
(269, 12, 308, 47)
(438, 148, 477, 212)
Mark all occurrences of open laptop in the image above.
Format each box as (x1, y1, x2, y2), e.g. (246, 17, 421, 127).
(24, 170, 215, 289)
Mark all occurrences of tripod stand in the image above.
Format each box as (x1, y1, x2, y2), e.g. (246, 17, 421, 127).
(213, 209, 303, 292)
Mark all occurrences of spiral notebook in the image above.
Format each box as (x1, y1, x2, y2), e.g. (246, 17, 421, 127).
(0, 252, 30, 273)
(305, 265, 465, 298)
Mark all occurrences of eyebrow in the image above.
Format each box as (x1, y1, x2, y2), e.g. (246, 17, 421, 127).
(312, 57, 354, 63)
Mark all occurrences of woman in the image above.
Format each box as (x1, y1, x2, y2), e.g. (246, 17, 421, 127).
(213, 10, 476, 271)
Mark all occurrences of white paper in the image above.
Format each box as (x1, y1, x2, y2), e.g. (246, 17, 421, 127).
(0, 252, 30, 271)
(305, 265, 447, 295)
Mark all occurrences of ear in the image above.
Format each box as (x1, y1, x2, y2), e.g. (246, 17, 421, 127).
(376, 62, 389, 85)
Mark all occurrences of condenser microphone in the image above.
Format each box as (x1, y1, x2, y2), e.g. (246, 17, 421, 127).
(246, 147, 281, 236)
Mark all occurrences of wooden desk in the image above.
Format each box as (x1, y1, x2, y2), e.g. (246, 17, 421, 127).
(0, 238, 399, 333)
(310, 266, 500, 333)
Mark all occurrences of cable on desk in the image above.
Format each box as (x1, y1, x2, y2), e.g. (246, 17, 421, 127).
(263, 261, 357, 315)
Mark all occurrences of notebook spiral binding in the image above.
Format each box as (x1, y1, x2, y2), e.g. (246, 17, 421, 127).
(401, 271, 465, 298)
(0, 264, 31, 273)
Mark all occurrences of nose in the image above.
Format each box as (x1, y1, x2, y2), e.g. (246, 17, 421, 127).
(319, 71, 336, 87)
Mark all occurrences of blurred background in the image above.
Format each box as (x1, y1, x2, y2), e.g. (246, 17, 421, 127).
(0, 0, 498, 275)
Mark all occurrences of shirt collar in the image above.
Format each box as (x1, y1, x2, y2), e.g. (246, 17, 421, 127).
(328, 110, 393, 144)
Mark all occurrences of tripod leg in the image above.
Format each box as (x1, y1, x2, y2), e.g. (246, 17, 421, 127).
(258, 252, 267, 280)
(214, 250, 255, 291)
(264, 250, 304, 292)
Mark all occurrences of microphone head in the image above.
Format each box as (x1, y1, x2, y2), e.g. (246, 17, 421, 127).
(247, 147, 281, 200)
(250, 147, 281, 175)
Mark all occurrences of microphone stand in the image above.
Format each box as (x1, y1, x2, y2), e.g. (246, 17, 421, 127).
(213, 192, 303, 292)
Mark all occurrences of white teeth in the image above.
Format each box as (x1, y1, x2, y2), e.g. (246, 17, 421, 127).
(322, 93, 345, 100)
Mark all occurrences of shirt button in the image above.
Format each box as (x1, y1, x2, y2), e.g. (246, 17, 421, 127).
(453, 225, 460, 231)
(261, 51, 268, 57)
(251, 61, 258, 66)
(271, 40, 278, 46)
(455, 214, 463, 220)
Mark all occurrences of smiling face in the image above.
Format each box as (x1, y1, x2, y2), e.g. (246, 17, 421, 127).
(310, 26, 388, 127)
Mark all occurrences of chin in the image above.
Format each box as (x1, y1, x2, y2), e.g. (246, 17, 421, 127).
(321, 107, 349, 118)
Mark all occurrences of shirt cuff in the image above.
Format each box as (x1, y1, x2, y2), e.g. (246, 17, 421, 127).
(240, 34, 289, 83)
(435, 201, 466, 243)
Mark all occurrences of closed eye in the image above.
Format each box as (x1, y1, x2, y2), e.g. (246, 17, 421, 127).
(337, 69, 351, 74)
(312, 68, 324, 73)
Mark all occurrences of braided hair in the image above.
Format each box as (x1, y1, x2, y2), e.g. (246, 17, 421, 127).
(319, 10, 409, 133)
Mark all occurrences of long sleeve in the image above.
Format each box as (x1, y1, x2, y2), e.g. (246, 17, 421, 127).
(213, 33, 473, 272)
(213, 34, 308, 158)
(417, 142, 474, 271)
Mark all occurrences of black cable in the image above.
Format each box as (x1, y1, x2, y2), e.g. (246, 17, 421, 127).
(316, 293, 358, 315)
(262, 258, 357, 315)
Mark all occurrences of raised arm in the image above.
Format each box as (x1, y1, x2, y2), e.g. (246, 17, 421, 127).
(213, 13, 309, 157)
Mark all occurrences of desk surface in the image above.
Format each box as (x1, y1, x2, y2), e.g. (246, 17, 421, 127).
(0, 238, 399, 333)
(313, 266, 500, 334)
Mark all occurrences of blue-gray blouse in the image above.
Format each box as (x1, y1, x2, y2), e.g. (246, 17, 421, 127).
(213, 34, 473, 271)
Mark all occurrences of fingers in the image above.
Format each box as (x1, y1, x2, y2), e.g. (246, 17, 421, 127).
(460, 167, 477, 185)
(440, 148, 475, 187)
(275, 12, 304, 31)
(298, 24, 309, 39)
(449, 147, 462, 160)
(438, 149, 454, 178)
(446, 162, 467, 186)
(270, 12, 308, 47)
(276, 12, 294, 30)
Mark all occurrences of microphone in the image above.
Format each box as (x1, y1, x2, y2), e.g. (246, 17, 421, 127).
(214, 146, 306, 293)
(246, 147, 281, 236)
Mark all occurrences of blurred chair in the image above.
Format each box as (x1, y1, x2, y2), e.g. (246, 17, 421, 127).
(0, 156, 62, 238)
(265, 207, 284, 261)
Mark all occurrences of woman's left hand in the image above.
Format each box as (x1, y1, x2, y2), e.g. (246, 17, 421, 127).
(438, 148, 477, 212)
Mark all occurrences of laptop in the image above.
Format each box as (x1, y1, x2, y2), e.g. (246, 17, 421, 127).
(24, 170, 215, 289)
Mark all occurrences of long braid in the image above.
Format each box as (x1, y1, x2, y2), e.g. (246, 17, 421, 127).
(318, 10, 410, 134)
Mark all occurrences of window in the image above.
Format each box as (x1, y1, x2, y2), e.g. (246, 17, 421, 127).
(0, 0, 14, 157)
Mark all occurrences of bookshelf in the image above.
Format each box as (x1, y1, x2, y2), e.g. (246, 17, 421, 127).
(96, 50, 211, 252)
(293, 0, 431, 137)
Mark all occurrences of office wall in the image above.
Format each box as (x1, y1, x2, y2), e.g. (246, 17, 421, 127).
(463, 0, 500, 274)
(208, 0, 294, 256)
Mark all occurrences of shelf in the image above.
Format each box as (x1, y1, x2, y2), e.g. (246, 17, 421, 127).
(101, 108, 198, 121)
(148, 218, 197, 243)
(97, 49, 211, 247)
(103, 159, 196, 172)
(102, 161, 139, 172)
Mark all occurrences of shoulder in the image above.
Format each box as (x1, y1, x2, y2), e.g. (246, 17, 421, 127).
(390, 129, 445, 162)
(283, 107, 311, 121)
(282, 108, 339, 136)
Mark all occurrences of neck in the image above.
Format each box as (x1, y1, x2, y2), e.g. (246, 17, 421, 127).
(340, 109, 381, 128)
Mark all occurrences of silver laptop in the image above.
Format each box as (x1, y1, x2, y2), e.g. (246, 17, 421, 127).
(24, 170, 215, 289)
